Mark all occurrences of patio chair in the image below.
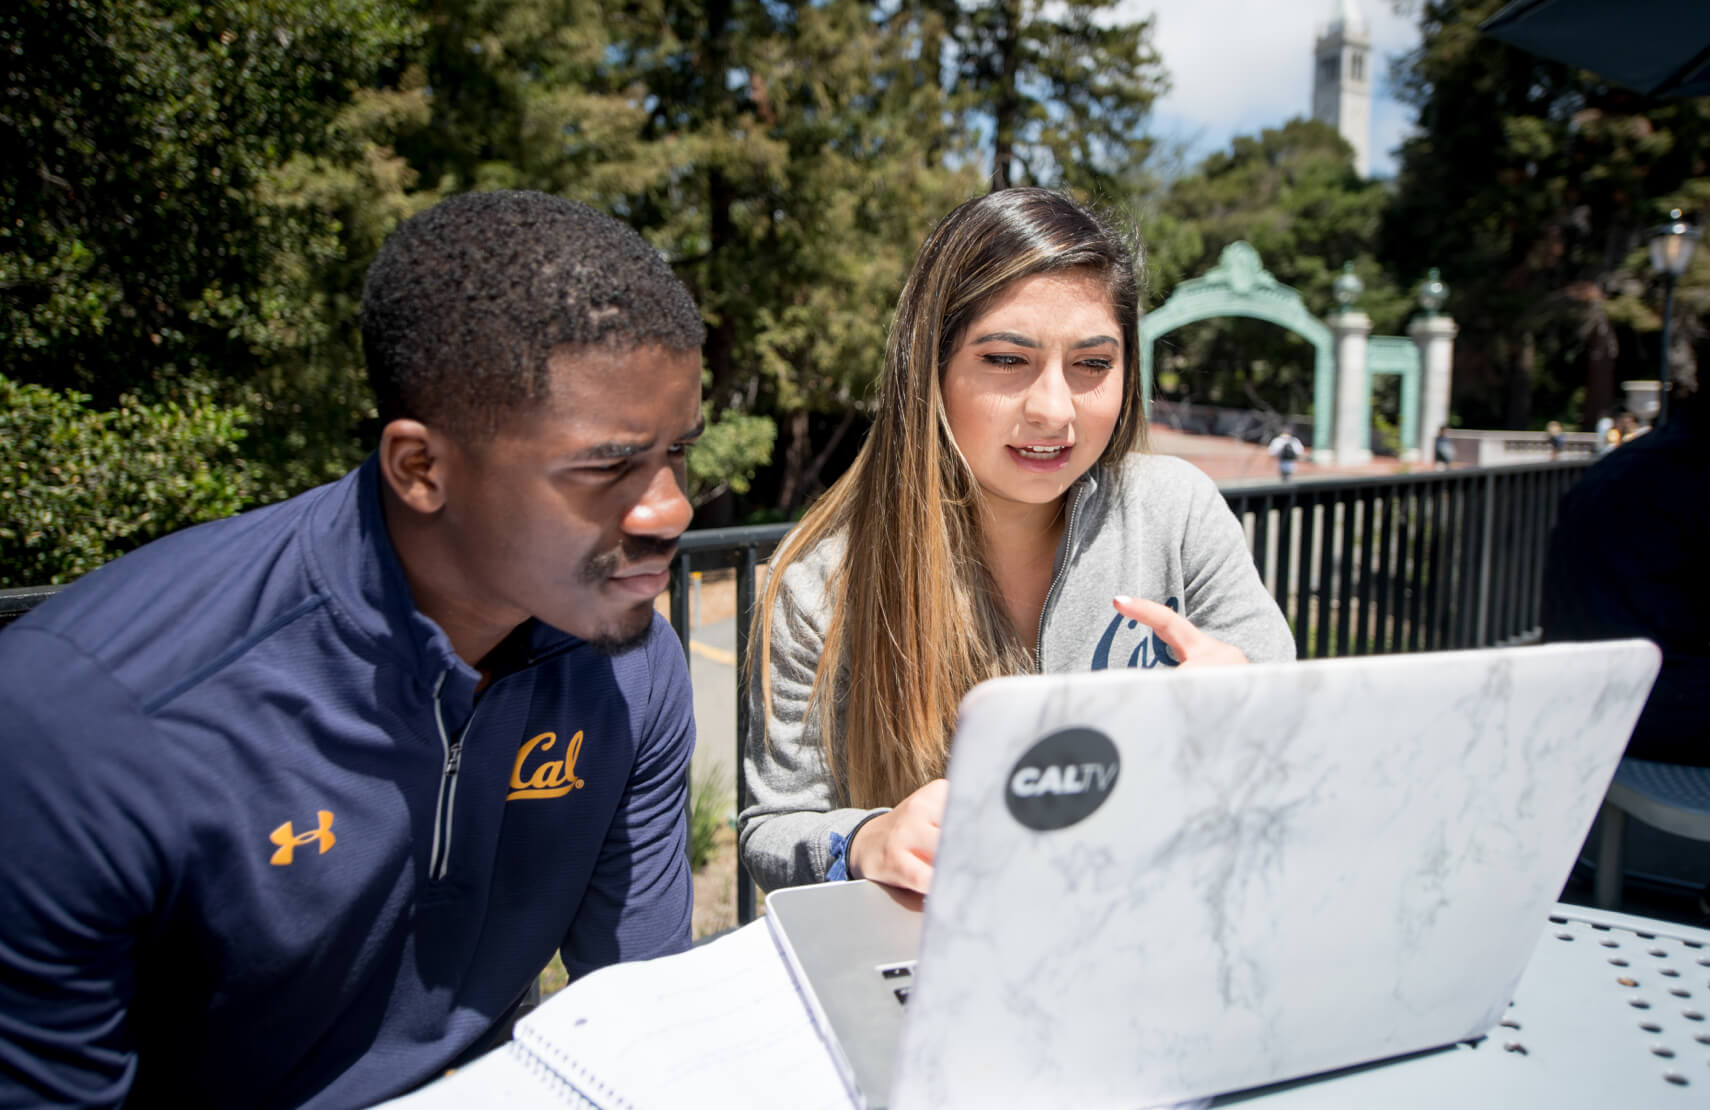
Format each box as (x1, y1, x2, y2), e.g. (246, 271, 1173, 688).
(1593, 757, 1710, 910)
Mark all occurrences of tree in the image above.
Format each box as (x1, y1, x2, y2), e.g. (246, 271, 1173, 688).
(1383, 0, 1710, 430)
(1, 0, 425, 499)
(930, 0, 1167, 194)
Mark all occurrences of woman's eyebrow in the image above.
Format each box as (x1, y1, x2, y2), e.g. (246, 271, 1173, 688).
(968, 331, 1119, 348)
(971, 330, 1037, 347)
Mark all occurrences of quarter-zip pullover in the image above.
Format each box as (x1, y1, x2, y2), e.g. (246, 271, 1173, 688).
(0, 456, 695, 1108)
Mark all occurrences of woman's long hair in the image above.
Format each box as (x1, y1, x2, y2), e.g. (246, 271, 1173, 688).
(754, 188, 1149, 809)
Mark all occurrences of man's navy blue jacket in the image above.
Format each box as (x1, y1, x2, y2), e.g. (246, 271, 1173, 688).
(0, 457, 695, 1107)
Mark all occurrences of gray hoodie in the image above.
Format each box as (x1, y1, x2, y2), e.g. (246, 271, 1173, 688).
(738, 453, 1296, 892)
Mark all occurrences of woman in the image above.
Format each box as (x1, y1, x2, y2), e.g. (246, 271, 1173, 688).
(739, 189, 1293, 895)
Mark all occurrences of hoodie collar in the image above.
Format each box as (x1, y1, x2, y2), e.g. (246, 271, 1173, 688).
(302, 455, 480, 705)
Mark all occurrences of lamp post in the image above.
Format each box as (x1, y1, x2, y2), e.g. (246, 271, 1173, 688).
(1648, 209, 1698, 427)
(1417, 267, 1448, 316)
(1333, 261, 1364, 312)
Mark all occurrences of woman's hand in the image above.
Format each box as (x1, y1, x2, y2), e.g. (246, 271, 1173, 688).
(1112, 596, 1249, 667)
(847, 778, 948, 894)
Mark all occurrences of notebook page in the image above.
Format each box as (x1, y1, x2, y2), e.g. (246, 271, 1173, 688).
(371, 1041, 594, 1109)
(513, 920, 850, 1110)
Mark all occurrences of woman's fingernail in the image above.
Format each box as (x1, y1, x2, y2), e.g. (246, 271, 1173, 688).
(1114, 595, 1132, 606)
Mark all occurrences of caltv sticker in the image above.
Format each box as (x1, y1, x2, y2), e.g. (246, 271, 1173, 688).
(1004, 727, 1121, 831)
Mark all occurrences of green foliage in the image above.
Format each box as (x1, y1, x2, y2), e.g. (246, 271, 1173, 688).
(940, 0, 1167, 193)
(689, 405, 778, 507)
(1, 0, 426, 503)
(0, 375, 257, 587)
(687, 764, 732, 873)
(1383, 0, 1710, 429)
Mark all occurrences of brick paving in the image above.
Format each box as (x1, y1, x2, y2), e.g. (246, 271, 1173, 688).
(1147, 422, 1415, 486)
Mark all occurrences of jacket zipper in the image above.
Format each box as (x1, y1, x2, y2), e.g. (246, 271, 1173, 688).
(1034, 483, 1087, 673)
(427, 669, 469, 882)
(424, 639, 574, 882)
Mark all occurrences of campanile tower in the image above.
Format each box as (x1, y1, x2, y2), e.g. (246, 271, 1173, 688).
(1312, 0, 1373, 177)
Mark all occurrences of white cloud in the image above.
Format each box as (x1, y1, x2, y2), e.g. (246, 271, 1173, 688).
(1120, 0, 1423, 177)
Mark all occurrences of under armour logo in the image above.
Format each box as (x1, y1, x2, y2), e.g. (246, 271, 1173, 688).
(269, 810, 336, 866)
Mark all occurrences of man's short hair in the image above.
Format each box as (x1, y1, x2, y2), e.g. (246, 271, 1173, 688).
(360, 190, 705, 436)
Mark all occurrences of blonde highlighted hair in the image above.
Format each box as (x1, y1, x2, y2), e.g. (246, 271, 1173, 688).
(755, 188, 1149, 809)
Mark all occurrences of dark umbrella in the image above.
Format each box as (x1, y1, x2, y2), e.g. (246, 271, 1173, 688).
(1481, 0, 1710, 98)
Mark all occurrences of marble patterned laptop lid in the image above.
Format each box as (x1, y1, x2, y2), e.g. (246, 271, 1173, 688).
(889, 640, 1660, 1110)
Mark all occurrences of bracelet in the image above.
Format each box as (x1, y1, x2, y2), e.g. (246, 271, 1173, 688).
(825, 809, 889, 882)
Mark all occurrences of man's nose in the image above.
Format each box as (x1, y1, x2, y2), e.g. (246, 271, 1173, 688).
(624, 463, 693, 540)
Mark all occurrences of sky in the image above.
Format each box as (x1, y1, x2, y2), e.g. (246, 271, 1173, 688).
(1120, 0, 1425, 178)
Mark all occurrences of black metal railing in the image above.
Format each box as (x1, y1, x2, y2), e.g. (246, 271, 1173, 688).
(0, 585, 58, 630)
(0, 461, 1592, 927)
(1222, 461, 1590, 660)
(669, 524, 792, 924)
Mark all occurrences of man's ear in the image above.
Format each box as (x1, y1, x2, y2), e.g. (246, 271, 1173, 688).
(378, 419, 451, 515)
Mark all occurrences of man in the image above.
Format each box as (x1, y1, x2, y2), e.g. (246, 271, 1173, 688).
(1541, 387, 1707, 766)
(0, 191, 706, 1107)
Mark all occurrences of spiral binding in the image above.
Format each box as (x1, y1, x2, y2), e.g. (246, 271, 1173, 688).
(507, 1038, 633, 1110)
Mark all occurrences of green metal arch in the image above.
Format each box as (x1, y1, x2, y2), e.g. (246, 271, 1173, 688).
(1140, 242, 1336, 450)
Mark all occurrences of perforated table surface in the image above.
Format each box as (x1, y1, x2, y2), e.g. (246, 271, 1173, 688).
(1212, 904, 1710, 1107)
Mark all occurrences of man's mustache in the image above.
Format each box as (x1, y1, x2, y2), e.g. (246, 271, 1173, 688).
(581, 537, 679, 584)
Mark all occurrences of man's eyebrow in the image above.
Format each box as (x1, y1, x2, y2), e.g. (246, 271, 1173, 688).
(570, 419, 706, 461)
(573, 440, 649, 461)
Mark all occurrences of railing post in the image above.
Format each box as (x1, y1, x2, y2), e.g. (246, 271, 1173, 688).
(735, 546, 759, 925)
(670, 559, 694, 663)
(1475, 468, 1495, 646)
(669, 557, 695, 862)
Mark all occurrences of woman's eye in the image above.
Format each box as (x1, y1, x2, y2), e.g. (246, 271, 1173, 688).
(981, 353, 1026, 367)
(1078, 358, 1114, 372)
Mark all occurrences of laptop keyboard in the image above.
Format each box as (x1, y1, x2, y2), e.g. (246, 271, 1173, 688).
(877, 960, 917, 1005)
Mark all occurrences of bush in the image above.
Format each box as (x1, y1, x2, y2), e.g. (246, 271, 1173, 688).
(0, 374, 257, 587)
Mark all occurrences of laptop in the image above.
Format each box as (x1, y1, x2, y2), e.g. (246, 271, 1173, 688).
(766, 640, 1661, 1110)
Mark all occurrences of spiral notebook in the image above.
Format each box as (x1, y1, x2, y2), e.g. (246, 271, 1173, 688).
(376, 922, 850, 1110)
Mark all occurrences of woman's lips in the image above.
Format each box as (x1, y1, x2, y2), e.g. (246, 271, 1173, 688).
(1007, 444, 1071, 472)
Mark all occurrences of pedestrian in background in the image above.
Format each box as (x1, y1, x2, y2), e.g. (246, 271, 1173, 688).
(1433, 425, 1456, 470)
(1267, 429, 1305, 481)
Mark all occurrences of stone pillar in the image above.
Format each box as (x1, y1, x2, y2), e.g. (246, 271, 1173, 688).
(1410, 314, 1458, 458)
(1328, 310, 1372, 466)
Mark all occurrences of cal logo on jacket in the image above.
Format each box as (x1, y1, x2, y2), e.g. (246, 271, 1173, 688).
(509, 730, 586, 800)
